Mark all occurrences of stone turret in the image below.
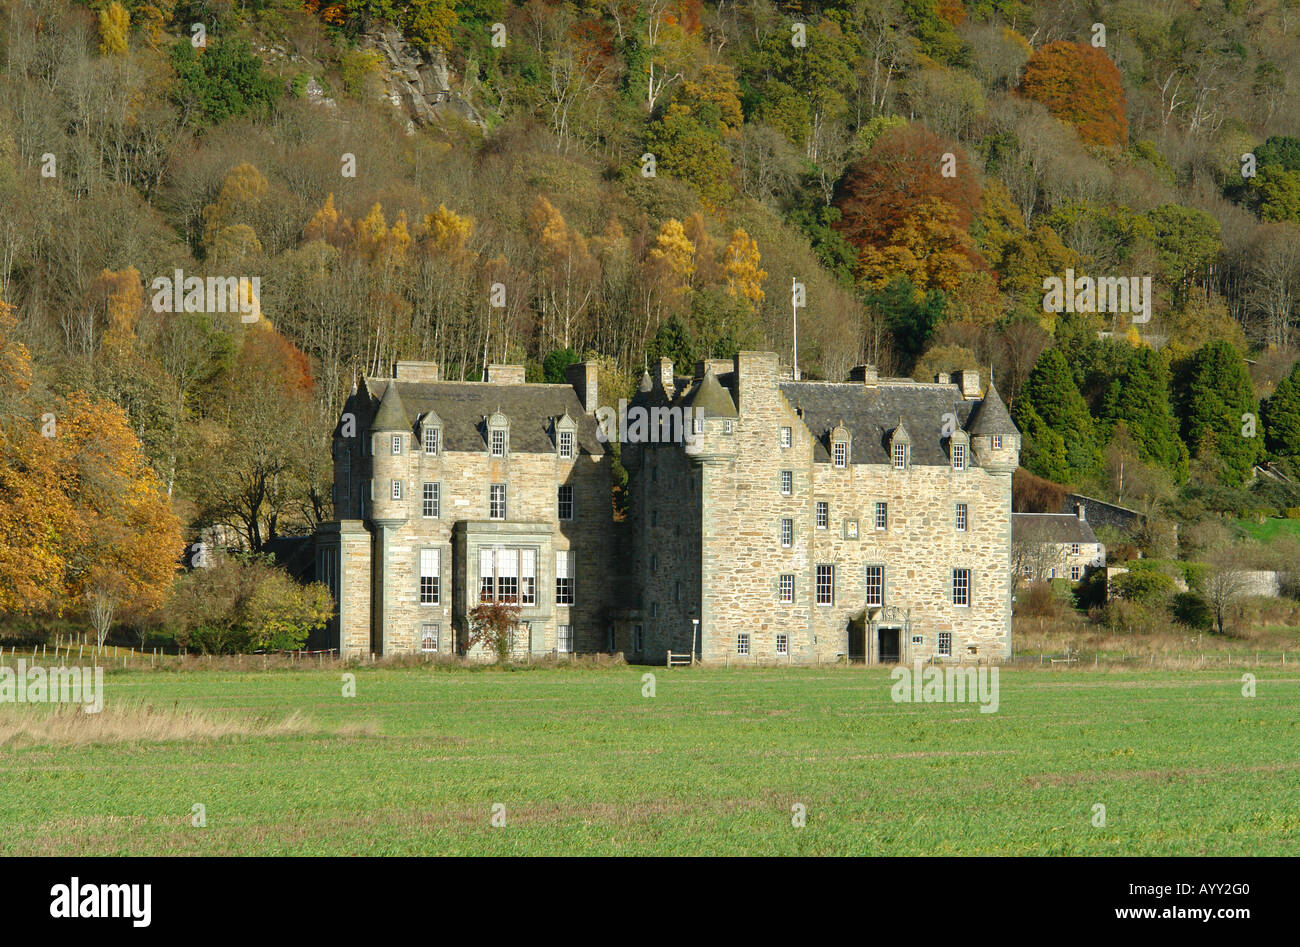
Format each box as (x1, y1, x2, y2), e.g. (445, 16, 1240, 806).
(966, 382, 1020, 473)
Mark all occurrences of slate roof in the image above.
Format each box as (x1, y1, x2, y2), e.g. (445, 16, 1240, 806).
(681, 368, 738, 418)
(1011, 513, 1098, 546)
(778, 381, 978, 466)
(357, 378, 605, 456)
(966, 382, 1017, 436)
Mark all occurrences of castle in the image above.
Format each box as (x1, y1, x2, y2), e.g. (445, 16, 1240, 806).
(314, 352, 1020, 664)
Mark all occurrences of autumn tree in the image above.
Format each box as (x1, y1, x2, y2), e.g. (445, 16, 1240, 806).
(1018, 42, 1128, 148)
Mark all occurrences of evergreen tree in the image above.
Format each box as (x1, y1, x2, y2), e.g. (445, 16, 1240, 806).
(1107, 346, 1189, 482)
(1177, 341, 1262, 486)
(1014, 347, 1099, 482)
(1262, 359, 1300, 459)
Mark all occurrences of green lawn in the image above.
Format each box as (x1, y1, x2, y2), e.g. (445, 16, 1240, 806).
(1, 666, 1297, 855)
(1233, 516, 1300, 543)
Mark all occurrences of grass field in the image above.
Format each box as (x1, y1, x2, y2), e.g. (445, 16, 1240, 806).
(1, 665, 1297, 856)
(1233, 516, 1300, 544)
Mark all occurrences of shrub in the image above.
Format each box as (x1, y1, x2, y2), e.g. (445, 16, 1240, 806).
(1172, 592, 1213, 630)
(1110, 568, 1177, 607)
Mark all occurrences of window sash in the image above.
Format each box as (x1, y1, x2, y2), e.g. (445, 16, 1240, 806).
(938, 632, 952, 656)
(391, 479, 402, 500)
(780, 470, 792, 495)
(391, 434, 402, 455)
(874, 502, 887, 530)
(489, 484, 506, 519)
(816, 565, 834, 605)
(558, 430, 574, 459)
(833, 442, 847, 467)
(420, 624, 439, 652)
(865, 565, 884, 607)
(423, 427, 438, 454)
(558, 625, 574, 653)
(558, 484, 574, 520)
(779, 574, 794, 603)
(781, 426, 792, 448)
(816, 502, 828, 529)
(781, 519, 793, 547)
(952, 443, 966, 470)
(736, 633, 750, 656)
(422, 482, 439, 518)
(955, 502, 967, 531)
(556, 551, 575, 604)
(775, 634, 788, 655)
(893, 443, 906, 469)
(419, 548, 440, 605)
(952, 568, 971, 607)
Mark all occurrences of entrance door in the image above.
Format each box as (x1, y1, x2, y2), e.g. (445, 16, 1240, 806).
(878, 627, 900, 664)
(847, 624, 866, 662)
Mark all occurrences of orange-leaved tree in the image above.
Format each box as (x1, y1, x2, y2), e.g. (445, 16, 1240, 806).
(1018, 41, 1128, 148)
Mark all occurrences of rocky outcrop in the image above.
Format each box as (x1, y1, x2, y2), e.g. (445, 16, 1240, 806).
(357, 24, 484, 130)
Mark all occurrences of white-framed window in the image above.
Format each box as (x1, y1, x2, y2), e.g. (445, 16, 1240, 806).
(556, 550, 575, 604)
(874, 501, 887, 531)
(992, 434, 1003, 450)
(478, 548, 495, 603)
(1070, 565, 1081, 581)
(833, 441, 847, 468)
(558, 430, 574, 459)
(420, 623, 439, 653)
(780, 470, 793, 495)
(391, 479, 403, 500)
(779, 574, 794, 603)
(781, 518, 793, 547)
(724, 420, 734, 434)
(816, 501, 828, 529)
(952, 442, 966, 470)
(496, 548, 519, 603)
(558, 624, 574, 653)
(952, 568, 971, 607)
(938, 632, 952, 656)
(490, 427, 506, 457)
(775, 633, 788, 656)
(489, 483, 506, 520)
(422, 482, 439, 518)
(816, 565, 834, 605)
(911, 635, 923, 645)
(781, 426, 792, 448)
(955, 502, 967, 532)
(865, 565, 884, 607)
(423, 426, 438, 454)
(391, 434, 402, 455)
(521, 549, 536, 605)
(1070, 543, 1081, 556)
(558, 484, 574, 520)
(419, 548, 440, 605)
(692, 417, 704, 434)
(893, 443, 907, 469)
(736, 633, 750, 656)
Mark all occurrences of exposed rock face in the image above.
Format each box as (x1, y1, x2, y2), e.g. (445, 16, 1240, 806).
(358, 24, 483, 129)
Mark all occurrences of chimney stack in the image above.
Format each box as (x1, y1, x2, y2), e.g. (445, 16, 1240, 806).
(848, 365, 879, 386)
(956, 369, 981, 399)
(1076, 503, 1086, 521)
(393, 361, 440, 383)
(565, 360, 599, 415)
(936, 372, 950, 385)
(486, 364, 526, 385)
(658, 357, 675, 398)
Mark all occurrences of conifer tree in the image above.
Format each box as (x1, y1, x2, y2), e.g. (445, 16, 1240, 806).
(1177, 341, 1263, 486)
(1108, 346, 1189, 482)
(1262, 359, 1300, 459)
(1014, 347, 1099, 482)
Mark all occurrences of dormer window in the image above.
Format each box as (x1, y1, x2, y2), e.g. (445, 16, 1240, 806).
(420, 411, 442, 455)
(487, 412, 509, 458)
(952, 441, 966, 470)
(831, 425, 850, 468)
(391, 434, 402, 455)
(893, 443, 906, 469)
(555, 414, 577, 460)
